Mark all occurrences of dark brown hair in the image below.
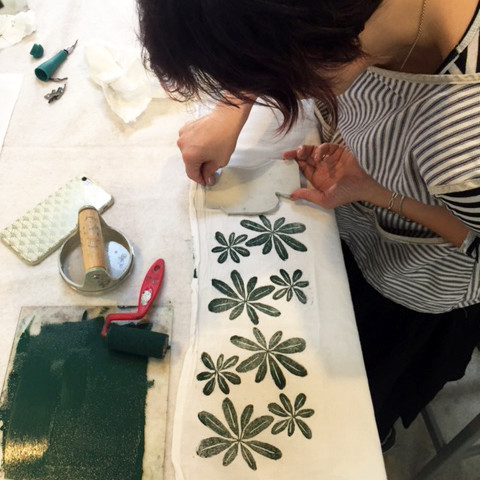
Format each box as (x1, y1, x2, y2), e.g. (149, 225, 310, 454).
(137, 0, 382, 129)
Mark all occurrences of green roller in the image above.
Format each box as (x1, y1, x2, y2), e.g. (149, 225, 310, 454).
(105, 324, 169, 359)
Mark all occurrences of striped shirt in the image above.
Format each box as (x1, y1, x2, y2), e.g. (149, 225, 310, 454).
(318, 6, 480, 313)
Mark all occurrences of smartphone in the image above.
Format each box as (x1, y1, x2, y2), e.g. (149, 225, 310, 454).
(0, 176, 113, 265)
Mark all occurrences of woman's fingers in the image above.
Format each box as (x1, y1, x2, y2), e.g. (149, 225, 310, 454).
(290, 187, 326, 205)
(283, 149, 298, 160)
(284, 144, 336, 166)
(201, 161, 221, 186)
(283, 144, 318, 161)
(299, 162, 317, 183)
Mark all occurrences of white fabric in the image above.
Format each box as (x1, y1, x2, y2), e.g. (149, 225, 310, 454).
(0, 9, 35, 48)
(84, 43, 169, 123)
(172, 103, 387, 480)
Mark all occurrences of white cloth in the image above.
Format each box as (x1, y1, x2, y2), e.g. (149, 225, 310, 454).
(84, 43, 168, 123)
(172, 103, 387, 480)
(0, 10, 35, 49)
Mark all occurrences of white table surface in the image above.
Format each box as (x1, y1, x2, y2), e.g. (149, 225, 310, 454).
(0, 1, 387, 478)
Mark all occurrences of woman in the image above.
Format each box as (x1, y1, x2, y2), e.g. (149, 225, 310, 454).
(138, 0, 480, 450)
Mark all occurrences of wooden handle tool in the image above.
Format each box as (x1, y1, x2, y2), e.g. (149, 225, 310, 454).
(78, 207, 106, 272)
(59, 206, 134, 294)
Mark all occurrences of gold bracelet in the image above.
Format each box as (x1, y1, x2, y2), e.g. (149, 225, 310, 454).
(387, 192, 398, 212)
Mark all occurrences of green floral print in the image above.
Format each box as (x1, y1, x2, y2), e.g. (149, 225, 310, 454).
(231, 327, 307, 389)
(240, 215, 307, 261)
(268, 393, 315, 439)
(197, 397, 282, 470)
(212, 232, 250, 264)
(208, 270, 281, 324)
(196, 352, 241, 395)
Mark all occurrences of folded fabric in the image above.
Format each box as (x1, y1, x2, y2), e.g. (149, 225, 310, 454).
(0, 9, 35, 49)
(84, 42, 168, 123)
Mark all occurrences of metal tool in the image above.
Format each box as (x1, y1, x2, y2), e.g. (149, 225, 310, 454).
(35, 39, 78, 82)
(44, 83, 66, 103)
(59, 206, 134, 294)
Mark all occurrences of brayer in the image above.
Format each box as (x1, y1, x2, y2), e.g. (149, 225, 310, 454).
(35, 40, 78, 81)
(102, 259, 170, 359)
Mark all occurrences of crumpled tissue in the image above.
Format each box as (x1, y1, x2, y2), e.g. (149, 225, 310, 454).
(84, 43, 168, 123)
(0, 9, 36, 49)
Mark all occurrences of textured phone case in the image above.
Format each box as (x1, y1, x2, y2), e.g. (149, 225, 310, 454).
(0, 177, 113, 265)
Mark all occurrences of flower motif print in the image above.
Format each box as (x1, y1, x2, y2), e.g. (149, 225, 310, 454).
(231, 327, 307, 389)
(208, 270, 281, 324)
(240, 215, 307, 261)
(270, 269, 309, 304)
(211, 232, 250, 264)
(196, 352, 241, 395)
(268, 393, 315, 439)
(197, 397, 282, 470)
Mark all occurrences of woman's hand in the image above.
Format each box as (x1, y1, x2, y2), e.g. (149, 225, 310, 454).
(177, 100, 253, 185)
(284, 143, 470, 247)
(284, 143, 383, 208)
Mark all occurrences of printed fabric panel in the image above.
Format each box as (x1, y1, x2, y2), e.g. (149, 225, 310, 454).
(171, 185, 387, 480)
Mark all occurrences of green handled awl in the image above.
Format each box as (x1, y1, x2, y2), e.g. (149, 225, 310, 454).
(35, 40, 78, 82)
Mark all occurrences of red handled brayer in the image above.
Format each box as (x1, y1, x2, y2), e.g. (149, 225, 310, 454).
(102, 259, 169, 358)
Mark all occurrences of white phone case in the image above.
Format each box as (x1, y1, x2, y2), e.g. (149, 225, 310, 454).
(0, 176, 113, 265)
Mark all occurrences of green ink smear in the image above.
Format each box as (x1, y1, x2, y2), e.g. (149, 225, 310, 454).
(0, 317, 147, 480)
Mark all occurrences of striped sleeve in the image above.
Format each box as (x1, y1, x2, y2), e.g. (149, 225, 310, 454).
(436, 188, 480, 259)
(412, 83, 480, 258)
(437, 187, 480, 232)
(413, 83, 480, 191)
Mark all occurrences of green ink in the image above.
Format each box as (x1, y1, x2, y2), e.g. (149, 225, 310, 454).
(197, 397, 281, 470)
(268, 393, 315, 439)
(196, 353, 241, 395)
(208, 270, 280, 324)
(270, 269, 309, 304)
(211, 232, 250, 264)
(0, 317, 148, 480)
(231, 328, 307, 389)
(240, 215, 307, 261)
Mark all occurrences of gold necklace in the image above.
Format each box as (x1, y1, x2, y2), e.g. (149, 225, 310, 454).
(400, 0, 428, 71)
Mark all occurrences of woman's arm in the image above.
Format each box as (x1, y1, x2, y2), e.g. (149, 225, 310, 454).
(359, 184, 469, 247)
(284, 143, 469, 247)
(178, 95, 254, 185)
